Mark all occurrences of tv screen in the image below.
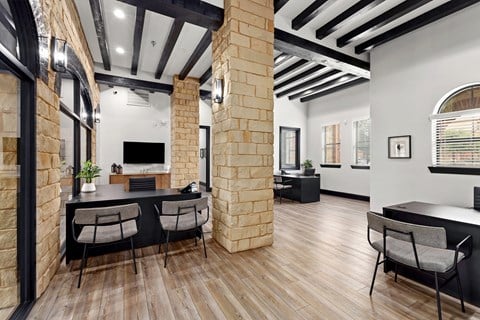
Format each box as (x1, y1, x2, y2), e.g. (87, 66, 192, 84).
(123, 141, 165, 164)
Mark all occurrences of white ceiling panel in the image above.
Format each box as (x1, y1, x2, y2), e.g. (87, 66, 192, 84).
(73, 0, 102, 63)
(188, 44, 212, 78)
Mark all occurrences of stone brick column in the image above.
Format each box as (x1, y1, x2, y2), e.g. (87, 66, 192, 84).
(170, 76, 200, 188)
(211, 0, 274, 252)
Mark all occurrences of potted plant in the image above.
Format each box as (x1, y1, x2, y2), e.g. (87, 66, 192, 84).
(76, 160, 101, 192)
(302, 159, 315, 176)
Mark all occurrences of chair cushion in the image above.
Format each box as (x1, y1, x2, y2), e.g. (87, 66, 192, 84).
(274, 184, 292, 190)
(372, 236, 464, 273)
(160, 212, 208, 231)
(77, 220, 138, 244)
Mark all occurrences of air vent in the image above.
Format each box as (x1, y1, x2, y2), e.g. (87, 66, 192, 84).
(127, 91, 150, 107)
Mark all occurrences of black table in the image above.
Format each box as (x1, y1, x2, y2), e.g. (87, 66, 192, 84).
(65, 184, 201, 263)
(383, 201, 480, 307)
(274, 174, 320, 203)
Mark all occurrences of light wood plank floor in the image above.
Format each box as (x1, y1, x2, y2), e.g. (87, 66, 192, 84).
(29, 195, 480, 319)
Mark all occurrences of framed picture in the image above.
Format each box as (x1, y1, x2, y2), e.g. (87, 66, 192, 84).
(388, 135, 411, 159)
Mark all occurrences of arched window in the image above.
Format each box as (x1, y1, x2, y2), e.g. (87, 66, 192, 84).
(431, 84, 480, 168)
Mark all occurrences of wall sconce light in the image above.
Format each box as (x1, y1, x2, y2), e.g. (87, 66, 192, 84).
(94, 105, 101, 123)
(213, 78, 224, 104)
(51, 37, 68, 72)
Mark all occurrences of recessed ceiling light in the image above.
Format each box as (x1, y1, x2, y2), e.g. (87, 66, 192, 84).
(116, 47, 125, 54)
(113, 8, 125, 19)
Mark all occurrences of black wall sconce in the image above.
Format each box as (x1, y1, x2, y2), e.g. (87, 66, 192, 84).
(94, 105, 101, 123)
(51, 37, 67, 72)
(213, 78, 224, 104)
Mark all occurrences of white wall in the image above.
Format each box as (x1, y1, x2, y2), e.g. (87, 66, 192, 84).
(307, 83, 370, 196)
(96, 86, 171, 185)
(199, 100, 212, 188)
(273, 97, 308, 173)
(370, 4, 480, 212)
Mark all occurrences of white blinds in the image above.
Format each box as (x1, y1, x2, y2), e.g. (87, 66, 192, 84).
(432, 112, 480, 166)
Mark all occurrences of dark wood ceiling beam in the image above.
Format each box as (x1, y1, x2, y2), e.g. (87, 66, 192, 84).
(354, 0, 480, 54)
(179, 30, 211, 80)
(337, 0, 433, 47)
(95, 73, 211, 99)
(155, 19, 184, 79)
(274, 64, 325, 91)
(275, 59, 309, 80)
(274, 29, 370, 71)
(199, 67, 212, 86)
(274, 0, 289, 13)
(315, 0, 385, 40)
(89, 0, 111, 71)
(118, 0, 223, 30)
(131, 7, 146, 75)
(292, 0, 331, 30)
(289, 75, 357, 100)
(276, 69, 341, 98)
(300, 78, 369, 102)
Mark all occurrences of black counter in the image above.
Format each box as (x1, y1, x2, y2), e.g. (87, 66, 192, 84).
(274, 174, 320, 203)
(65, 184, 201, 263)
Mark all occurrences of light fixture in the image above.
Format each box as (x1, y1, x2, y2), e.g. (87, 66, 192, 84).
(213, 78, 224, 104)
(115, 47, 125, 55)
(51, 37, 67, 72)
(94, 105, 101, 123)
(113, 8, 125, 19)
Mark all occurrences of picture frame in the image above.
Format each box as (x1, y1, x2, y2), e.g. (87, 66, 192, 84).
(388, 135, 411, 159)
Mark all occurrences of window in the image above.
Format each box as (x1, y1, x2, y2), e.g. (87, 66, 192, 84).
(322, 124, 340, 164)
(279, 127, 300, 170)
(431, 84, 480, 171)
(353, 119, 371, 166)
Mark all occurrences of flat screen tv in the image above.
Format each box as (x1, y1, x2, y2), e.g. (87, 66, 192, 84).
(123, 141, 165, 164)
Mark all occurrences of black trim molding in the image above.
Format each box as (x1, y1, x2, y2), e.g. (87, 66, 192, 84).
(320, 189, 370, 202)
(320, 164, 341, 168)
(351, 165, 370, 170)
(428, 166, 480, 175)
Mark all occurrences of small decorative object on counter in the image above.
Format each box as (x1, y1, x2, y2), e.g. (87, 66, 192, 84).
(191, 181, 198, 192)
(111, 163, 117, 173)
(116, 165, 123, 174)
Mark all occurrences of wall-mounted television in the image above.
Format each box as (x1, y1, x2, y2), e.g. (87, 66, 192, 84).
(123, 141, 165, 164)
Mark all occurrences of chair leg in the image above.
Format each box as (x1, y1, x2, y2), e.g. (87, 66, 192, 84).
(163, 230, 170, 268)
(77, 244, 88, 288)
(200, 227, 207, 258)
(130, 237, 137, 274)
(369, 252, 381, 296)
(455, 272, 465, 312)
(434, 272, 443, 320)
(394, 263, 398, 282)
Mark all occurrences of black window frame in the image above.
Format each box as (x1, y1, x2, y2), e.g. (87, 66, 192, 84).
(279, 126, 300, 170)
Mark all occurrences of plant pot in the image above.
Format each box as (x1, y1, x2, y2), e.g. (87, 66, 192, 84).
(304, 168, 315, 176)
(81, 182, 96, 192)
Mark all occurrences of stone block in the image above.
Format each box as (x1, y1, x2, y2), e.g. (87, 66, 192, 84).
(228, 202, 253, 215)
(250, 234, 273, 248)
(231, 225, 260, 240)
(238, 213, 260, 226)
(238, 189, 272, 202)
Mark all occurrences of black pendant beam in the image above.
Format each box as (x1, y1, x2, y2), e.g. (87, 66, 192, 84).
(315, 0, 385, 40)
(155, 19, 184, 79)
(275, 59, 309, 80)
(131, 7, 146, 75)
(199, 67, 212, 86)
(337, 0, 433, 48)
(118, 0, 223, 30)
(292, 0, 331, 30)
(274, 29, 370, 71)
(300, 78, 369, 102)
(274, 0, 289, 13)
(179, 30, 211, 80)
(274, 64, 324, 91)
(354, 0, 480, 53)
(290, 75, 357, 100)
(276, 69, 341, 98)
(89, 0, 111, 70)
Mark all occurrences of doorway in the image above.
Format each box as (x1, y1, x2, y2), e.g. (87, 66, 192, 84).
(199, 125, 211, 192)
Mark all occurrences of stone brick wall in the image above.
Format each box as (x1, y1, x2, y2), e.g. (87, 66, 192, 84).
(35, 0, 99, 296)
(211, 0, 274, 253)
(0, 73, 20, 309)
(170, 76, 200, 188)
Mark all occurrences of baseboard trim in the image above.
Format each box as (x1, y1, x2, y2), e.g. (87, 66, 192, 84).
(320, 189, 370, 202)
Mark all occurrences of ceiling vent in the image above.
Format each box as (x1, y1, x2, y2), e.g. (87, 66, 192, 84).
(127, 90, 150, 107)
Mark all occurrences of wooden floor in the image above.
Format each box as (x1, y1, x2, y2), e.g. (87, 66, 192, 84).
(29, 195, 480, 319)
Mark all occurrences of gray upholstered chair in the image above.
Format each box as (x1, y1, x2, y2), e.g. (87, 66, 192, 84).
(366, 212, 472, 320)
(129, 176, 156, 191)
(154, 197, 209, 267)
(274, 176, 292, 204)
(72, 203, 142, 287)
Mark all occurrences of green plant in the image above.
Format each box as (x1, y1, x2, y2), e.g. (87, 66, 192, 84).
(76, 160, 101, 183)
(302, 159, 313, 168)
